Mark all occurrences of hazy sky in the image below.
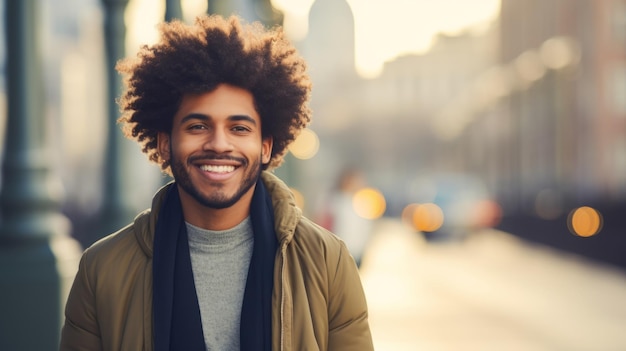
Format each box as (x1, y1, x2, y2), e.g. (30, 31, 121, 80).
(126, 0, 500, 78)
(273, 0, 500, 78)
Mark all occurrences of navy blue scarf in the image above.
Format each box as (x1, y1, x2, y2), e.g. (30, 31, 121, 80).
(152, 179, 277, 351)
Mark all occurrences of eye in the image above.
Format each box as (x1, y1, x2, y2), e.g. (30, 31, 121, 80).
(232, 125, 252, 133)
(188, 124, 207, 131)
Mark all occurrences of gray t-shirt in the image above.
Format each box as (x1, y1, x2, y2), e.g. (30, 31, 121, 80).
(186, 217, 254, 351)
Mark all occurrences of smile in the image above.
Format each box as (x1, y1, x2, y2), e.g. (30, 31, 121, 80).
(199, 164, 236, 173)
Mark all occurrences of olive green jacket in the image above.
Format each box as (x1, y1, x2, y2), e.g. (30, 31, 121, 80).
(60, 171, 374, 351)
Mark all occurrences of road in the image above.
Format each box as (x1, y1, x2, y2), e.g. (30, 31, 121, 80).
(359, 219, 626, 351)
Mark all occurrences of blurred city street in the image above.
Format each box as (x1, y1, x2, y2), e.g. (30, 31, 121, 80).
(2, 1, 626, 349)
(360, 219, 626, 351)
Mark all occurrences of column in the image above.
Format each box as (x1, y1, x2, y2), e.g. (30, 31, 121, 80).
(166, 0, 184, 21)
(99, 0, 135, 239)
(0, 0, 82, 349)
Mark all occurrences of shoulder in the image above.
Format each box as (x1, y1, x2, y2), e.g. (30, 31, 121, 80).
(81, 182, 170, 268)
(291, 216, 352, 267)
(81, 209, 152, 271)
(294, 216, 341, 247)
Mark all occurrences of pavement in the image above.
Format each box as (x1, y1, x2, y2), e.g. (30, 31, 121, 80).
(359, 219, 626, 351)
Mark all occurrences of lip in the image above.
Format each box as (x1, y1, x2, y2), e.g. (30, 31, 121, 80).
(189, 154, 245, 181)
(190, 154, 243, 165)
(194, 162, 240, 182)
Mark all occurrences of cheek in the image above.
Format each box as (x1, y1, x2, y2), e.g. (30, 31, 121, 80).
(171, 136, 199, 157)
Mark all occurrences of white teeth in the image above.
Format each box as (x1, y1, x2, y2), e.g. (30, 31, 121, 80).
(200, 165, 235, 173)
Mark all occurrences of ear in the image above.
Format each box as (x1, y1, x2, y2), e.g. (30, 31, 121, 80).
(261, 136, 273, 165)
(157, 132, 171, 162)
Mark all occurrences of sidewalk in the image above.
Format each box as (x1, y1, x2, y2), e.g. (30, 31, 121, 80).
(359, 219, 626, 351)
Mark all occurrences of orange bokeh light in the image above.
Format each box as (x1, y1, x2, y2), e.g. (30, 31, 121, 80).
(352, 187, 386, 220)
(413, 203, 444, 232)
(568, 206, 603, 237)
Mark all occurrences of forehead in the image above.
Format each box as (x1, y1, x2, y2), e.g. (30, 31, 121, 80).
(174, 84, 260, 123)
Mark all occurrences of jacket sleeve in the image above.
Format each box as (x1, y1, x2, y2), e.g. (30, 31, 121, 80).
(327, 243, 374, 350)
(60, 251, 103, 351)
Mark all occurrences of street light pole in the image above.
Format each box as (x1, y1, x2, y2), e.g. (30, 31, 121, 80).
(0, 0, 82, 349)
(99, 0, 134, 241)
(166, 0, 184, 22)
(207, 0, 283, 27)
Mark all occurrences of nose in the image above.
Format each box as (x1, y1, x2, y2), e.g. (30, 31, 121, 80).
(203, 128, 234, 153)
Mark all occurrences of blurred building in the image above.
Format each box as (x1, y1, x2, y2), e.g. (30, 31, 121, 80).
(460, 0, 626, 215)
(296, 1, 625, 269)
(6, 0, 621, 262)
(295, 0, 499, 217)
(294, 0, 363, 213)
(435, 0, 626, 267)
(46, 0, 110, 220)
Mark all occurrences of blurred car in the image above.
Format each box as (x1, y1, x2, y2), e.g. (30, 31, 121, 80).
(406, 173, 501, 241)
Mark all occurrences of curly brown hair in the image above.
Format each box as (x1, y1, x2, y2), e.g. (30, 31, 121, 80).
(116, 15, 312, 172)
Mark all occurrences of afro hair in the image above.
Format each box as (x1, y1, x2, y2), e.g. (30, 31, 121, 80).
(116, 14, 312, 172)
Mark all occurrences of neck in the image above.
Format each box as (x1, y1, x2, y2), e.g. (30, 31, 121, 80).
(177, 184, 256, 231)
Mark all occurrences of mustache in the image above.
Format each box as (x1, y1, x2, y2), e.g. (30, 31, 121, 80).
(188, 153, 247, 165)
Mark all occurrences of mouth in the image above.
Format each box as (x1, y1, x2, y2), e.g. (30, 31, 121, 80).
(193, 156, 244, 182)
(189, 154, 246, 181)
(199, 164, 237, 173)
(195, 163, 239, 182)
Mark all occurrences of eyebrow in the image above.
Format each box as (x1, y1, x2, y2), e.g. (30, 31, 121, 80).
(180, 113, 258, 126)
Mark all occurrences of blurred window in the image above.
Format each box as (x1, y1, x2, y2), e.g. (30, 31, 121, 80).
(607, 62, 626, 116)
(610, 0, 626, 46)
(615, 139, 626, 190)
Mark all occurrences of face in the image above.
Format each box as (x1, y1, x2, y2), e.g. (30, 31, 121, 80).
(158, 84, 273, 210)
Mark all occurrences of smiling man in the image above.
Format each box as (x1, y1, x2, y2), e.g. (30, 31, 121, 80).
(165, 85, 272, 229)
(60, 14, 373, 351)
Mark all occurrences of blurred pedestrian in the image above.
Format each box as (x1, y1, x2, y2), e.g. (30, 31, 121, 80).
(60, 15, 373, 351)
(325, 168, 374, 268)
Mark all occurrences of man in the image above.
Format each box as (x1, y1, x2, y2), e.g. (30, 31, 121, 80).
(60, 14, 373, 351)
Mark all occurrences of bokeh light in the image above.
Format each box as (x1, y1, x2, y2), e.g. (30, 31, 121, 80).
(568, 206, 603, 237)
(288, 128, 319, 160)
(413, 203, 445, 232)
(352, 187, 386, 220)
(401, 203, 420, 228)
(472, 199, 502, 228)
(514, 50, 546, 83)
(539, 36, 581, 70)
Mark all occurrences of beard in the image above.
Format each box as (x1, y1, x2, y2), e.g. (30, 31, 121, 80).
(170, 147, 262, 210)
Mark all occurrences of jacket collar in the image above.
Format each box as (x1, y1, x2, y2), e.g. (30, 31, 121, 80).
(260, 171, 301, 244)
(133, 171, 302, 259)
